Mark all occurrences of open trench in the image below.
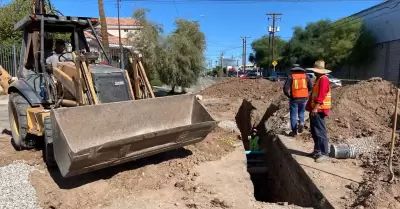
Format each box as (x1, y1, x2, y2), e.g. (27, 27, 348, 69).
(234, 99, 333, 209)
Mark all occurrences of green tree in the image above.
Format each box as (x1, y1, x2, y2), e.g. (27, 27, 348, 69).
(159, 19, 206, 92)
(127, 8, 164, 80)
(280, 18, 375, 70)
(280, 20, 332, 68)
(250, 35, 286, 68)
(0, 0, 32, 45)
(322, 17, 376, 69)
(127, 9, 206, 92)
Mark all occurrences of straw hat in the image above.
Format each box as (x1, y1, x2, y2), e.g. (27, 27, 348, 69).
(306, 60, 331, 74)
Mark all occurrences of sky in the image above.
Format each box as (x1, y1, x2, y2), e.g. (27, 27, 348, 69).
(3, 0, 384, 67)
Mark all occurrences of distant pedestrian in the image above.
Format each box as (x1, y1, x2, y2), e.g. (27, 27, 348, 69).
(283, 64, 312, 137)
(305, 60, 332, 163)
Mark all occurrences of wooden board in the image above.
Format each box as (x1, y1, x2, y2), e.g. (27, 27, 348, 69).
(124, 70, 135, 100)
(138, 60, 155, 98)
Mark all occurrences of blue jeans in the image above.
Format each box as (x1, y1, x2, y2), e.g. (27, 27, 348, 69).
(289, 100, 306, 132)
(310, 112, 329, 156)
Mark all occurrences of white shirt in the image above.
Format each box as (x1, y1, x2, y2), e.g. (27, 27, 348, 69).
(45, 50, 73, 69)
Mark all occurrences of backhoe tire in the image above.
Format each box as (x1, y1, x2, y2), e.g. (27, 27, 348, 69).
(8, 92, 34, 150)
(43, 116, 57, 168)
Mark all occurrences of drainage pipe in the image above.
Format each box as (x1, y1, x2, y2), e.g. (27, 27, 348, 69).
(245, 151, 265, 155)
(330, 144, 357, 159)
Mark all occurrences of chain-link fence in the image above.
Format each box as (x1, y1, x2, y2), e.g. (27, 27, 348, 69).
(0, 44, 21, 77)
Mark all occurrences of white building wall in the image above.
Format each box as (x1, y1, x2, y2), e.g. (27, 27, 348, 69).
(108, 29, 137, 38)
(340, 0, 400, 82)
(354, 0, 400, 43)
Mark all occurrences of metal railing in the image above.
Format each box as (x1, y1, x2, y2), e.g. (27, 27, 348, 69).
(0, 44, 21, 77)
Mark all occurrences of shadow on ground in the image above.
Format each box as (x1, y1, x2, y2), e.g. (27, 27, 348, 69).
(47, 147, 193, 189)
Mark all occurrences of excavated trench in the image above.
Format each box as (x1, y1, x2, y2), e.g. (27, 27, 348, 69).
(234, 99, 333, 209)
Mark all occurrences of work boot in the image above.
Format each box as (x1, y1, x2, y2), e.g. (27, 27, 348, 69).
(288, 131, 297, 137)
(315, 155, 329, 163)
(306, 151, 320, 159)
(298, 122, 305, 134)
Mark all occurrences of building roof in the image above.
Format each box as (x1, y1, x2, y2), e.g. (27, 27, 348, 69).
(84, 31, 128, 45)
(347, 0, 393, 19)
(340, 0, 400, 43)
(105, 17, 140, 26)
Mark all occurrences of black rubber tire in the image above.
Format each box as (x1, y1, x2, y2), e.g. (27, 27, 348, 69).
(43, 116, 57, 168)
(8, 92, 34, 150)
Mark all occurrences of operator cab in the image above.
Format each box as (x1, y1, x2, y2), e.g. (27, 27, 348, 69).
(13, 14, 103, 103)
(15, 14, 101, 73)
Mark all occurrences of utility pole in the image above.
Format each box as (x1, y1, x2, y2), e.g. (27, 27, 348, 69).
(241, 36, 250, 73)
(267, 13, 282, 70)
(220, 52, 224, 77)
(117, 0, 124, 69)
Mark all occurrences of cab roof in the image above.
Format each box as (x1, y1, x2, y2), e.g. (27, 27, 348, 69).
(14, 14, 100, 33)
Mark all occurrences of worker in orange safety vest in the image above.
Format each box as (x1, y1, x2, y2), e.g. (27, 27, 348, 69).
(306, 60, 332, 163)
(283, 64, 312, 137)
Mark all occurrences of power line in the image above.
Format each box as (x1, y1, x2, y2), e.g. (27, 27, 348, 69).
(172, 0, 180, 16)
(330, 1, 400, 29)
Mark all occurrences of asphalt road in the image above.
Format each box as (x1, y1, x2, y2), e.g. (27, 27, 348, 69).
(153, 77, 218, 97)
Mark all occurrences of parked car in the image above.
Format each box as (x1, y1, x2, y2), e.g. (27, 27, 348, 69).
(326, 74, 342, 86)
(268, 72, 287, 81)
(238, 71, 247, 79)
(306, 72, 342, 87)
(246, 70, 260, 79)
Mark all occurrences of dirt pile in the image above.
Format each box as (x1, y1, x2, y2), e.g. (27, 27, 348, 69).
(350, 140, 400, 209)
(200, 78, 284, 101)
(327, 78, 397, 143)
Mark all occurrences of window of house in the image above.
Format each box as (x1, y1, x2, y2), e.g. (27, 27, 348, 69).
(124, 29, 128, 32)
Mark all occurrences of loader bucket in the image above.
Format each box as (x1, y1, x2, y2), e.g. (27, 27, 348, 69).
(51, 94, 216, 177)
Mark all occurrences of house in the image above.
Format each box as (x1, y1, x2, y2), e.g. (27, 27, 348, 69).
(84, 17, 142, 67)
(337, 0, 400, 82)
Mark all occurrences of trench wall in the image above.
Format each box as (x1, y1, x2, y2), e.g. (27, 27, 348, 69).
(236, 99, 334, 208)
(263, 132, 334, 209)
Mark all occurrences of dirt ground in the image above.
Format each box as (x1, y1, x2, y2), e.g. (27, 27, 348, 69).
(200, 77, 400, 209)
(2, 76, 399, 209)
(0, 85, 307, 209)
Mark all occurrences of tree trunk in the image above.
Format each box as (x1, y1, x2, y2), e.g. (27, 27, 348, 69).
(98, 0, 110, 58)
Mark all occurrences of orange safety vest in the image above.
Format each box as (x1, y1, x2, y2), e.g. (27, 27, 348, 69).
(310, 75, 332, 110)
(291, 72, 308, 98)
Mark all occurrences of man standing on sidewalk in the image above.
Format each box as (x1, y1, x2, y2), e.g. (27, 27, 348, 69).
(306, 60, 332, 163)
(283, 64, 312, 137)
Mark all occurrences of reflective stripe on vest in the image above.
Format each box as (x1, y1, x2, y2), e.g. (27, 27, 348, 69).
(310, 75, 331, 110)
(291, 72, 308, 98)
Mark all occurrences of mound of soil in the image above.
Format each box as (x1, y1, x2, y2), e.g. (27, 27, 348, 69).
(200, 78, 283, 101)
(327, 78, 397, 143)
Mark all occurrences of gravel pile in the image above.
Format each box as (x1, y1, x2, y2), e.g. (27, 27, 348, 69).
(218, 120, 240, 134)
(346, 136, 379, 155)
(0, 162, 40, 209)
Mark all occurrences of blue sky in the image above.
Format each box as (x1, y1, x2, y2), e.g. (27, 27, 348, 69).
(3, 0, 383, 67)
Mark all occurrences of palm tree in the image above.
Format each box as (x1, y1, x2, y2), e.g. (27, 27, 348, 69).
(98, 0, 110, 58)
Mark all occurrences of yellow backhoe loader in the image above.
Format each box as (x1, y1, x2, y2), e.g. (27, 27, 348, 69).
(7, 0, 216, 177)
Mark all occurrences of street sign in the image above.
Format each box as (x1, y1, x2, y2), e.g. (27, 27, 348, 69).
(272, 60, 278, 67)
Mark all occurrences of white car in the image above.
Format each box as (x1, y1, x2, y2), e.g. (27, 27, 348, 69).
(326, 74, 342, 86)
(306, 73, 342, 87)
